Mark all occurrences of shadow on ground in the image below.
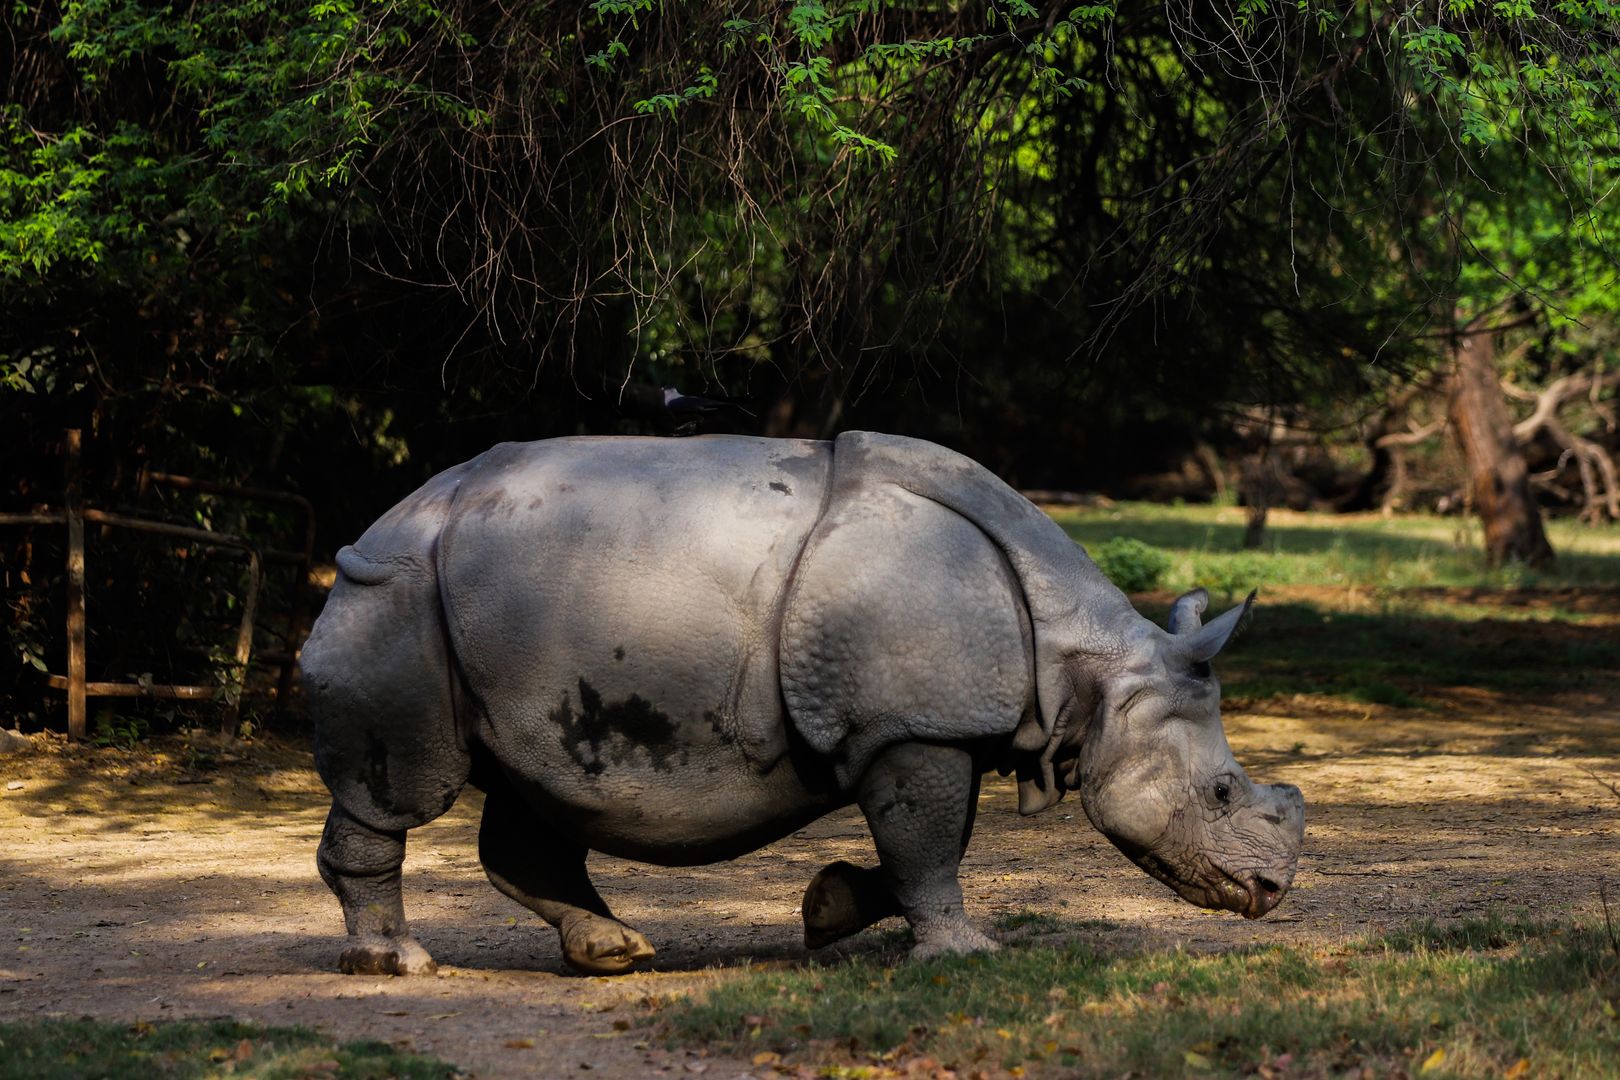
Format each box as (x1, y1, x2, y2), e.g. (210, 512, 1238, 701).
(3, 585, 1620, 1077)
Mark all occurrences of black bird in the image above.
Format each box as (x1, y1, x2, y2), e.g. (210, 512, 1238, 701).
(618, 384, 756, 435)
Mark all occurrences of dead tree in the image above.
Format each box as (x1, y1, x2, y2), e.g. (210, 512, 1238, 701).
(1339, 382, 1444, 513)
(1374, 417, 1449, 514)
(1506, 367, 1620, 522)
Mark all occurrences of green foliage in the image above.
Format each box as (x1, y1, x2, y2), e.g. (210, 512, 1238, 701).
(0, 112, 117, 277)
(1088, 536, 1172, 593)
(1192, 551, 1273, 601)
(7, 0, 1617, 416)
(665, 917, 1619, 1079)
(0, 1017, 458, 1079)
(41, 0, 478, 240)
(91, 711, 147, 751)
(7, 0, 1618, 375)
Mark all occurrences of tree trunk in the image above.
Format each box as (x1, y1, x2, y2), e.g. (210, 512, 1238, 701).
(1381, 445, 1409, 515)
(1239, 453, 1272, 549)
(1338, 438, 1394, 514)
(1447, 326, 1555, 567)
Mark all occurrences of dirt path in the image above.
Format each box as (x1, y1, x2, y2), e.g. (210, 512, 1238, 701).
(3, 687, 1618, 1079)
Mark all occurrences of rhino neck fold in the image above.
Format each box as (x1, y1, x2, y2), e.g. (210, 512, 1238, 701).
(829, 432, 1144, 815)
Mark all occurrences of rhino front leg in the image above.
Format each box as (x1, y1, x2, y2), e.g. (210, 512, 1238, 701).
(317, 802, 438, 976)
(478, 789, 655, 975)
(801, 861, 901, 949)
(857, 743, 998, 960)
(804, 770, 980, 948)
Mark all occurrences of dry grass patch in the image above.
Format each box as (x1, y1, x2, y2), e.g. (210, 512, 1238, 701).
(663, 914, 1620, 1078)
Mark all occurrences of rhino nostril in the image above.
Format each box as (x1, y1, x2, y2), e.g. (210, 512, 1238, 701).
(1256, 876, 1281, 896)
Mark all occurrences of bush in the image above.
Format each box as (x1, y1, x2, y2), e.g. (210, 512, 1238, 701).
(1089, 537, 1172, 593)
(1194, 550, 1273, 597)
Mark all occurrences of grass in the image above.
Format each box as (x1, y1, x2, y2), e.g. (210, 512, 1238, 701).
(0, 1018, 459, 1080)
(1049, 503, 1620, 593)
(664, 914, 1620, 1079)
(1210, 599, 1620, 704)
(1046, 503, 1620, 707)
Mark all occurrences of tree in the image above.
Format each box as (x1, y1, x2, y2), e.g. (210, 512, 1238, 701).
(1449, 319, 1557, 565)
(4, 0, 1618, 518)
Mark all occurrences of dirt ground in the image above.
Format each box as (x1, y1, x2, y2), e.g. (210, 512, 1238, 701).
(3, 677, 1619, 1078)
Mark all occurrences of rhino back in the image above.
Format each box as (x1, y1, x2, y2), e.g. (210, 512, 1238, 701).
(437, 436, 837, 860)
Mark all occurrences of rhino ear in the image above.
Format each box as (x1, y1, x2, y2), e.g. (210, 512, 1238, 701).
(1166, 587, 1210, 635)
(1178, 590, 1256, 664)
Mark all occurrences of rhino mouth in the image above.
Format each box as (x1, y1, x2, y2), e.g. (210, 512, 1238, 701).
(1131, 850, 1289, 919)
(1225, 867, 1287, 919)
(1193, 864, 1288, 919)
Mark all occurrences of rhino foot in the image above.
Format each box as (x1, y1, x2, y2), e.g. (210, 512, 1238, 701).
(559, 912, 655, 975)
(802, 860, 902, 950)
(339, 935, 438, 977)
(909, 923, 999, 962)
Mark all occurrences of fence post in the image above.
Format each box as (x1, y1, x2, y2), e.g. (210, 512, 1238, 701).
(64, 428, 87, 740)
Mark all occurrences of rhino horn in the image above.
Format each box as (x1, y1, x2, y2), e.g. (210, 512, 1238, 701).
(1175, 590, 1256, 663)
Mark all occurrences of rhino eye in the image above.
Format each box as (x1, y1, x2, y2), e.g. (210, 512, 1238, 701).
(1213, 782, 1231, 804)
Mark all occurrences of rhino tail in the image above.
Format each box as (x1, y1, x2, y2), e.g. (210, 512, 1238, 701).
(304, 467, 475, 833)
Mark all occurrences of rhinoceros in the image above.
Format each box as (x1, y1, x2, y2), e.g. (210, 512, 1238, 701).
(301, 432, 1304, 976)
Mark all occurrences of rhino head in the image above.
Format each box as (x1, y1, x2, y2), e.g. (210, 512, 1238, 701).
(834, 432, 1305, 920)
(1064, 588, 1304, 919)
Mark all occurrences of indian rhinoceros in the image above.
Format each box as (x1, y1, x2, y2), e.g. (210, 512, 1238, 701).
(301, 432, 1304, 976)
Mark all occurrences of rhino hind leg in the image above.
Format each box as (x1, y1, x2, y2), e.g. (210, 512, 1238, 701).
(317, 802, 438, 976)
(857, 743, 998, 961)
(478, 787, 654, 975)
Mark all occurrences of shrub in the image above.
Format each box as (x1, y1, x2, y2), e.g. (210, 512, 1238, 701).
(1089, 537, 1172, 593)
(1195, 550, 1273, 597)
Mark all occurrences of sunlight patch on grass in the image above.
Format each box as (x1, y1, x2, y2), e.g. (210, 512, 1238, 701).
(1041, 504, 1620, 708)
(1047, 504, 1620, 592)
(664, 915, 1620, 1078)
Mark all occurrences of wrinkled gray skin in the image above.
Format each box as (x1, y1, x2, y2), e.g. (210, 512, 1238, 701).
(302, 432, 1304, 976)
